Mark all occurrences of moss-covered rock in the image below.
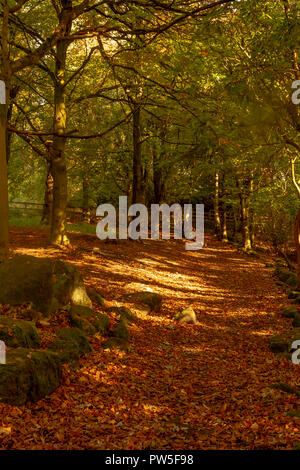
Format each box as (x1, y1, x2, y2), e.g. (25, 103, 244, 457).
(293, 332, 300, 341)
(102, 337, 129, 352)
(69, 305, 97, 335)
(286, 409, 300, 418)
(278, 269, 293, 283)
(277, 270, 297, 287)
(94, 313, 110, 335)
(123, 291, 162, 312)
(0, 255, 92, 317)
(112, 319, 130, 341)
(271, 382, 300, 396)
(292, 295, 300, 305)
(107, 306, 136, 324)
(292, 314, 300, 327)
(70, 315, 96, 335)
(0, 316, 40, 348)
(275, 280, 286, 288)
(56, 327, 92, 354)
(69, 305, 109, 336)
(281, 306, 298, 319)
(269, 335, 290, 353)
(0, 348, 62, 405)
(175, 307, 198, 324)
(288, 290, 300, 300)
(48, 339, 81, 363)
(87, 289, 107, 307)
(245, 250, 260, 258)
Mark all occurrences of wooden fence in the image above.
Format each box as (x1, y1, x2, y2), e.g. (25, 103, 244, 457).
(9, 202, 84, 223)
(8, 202, 236, 229)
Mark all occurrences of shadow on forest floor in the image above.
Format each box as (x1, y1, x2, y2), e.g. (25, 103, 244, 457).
(0, 227, 298, 450)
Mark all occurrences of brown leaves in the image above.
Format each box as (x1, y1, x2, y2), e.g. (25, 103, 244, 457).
(0, 230, 299, 449)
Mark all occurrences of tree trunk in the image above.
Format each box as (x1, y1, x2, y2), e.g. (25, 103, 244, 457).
(0, 3, 10, 260)
(152, 123, 167, 204)
(6, 101, 13, 164)
(49, 3, 72, 246)
(153, 151, 166, 204)
(294, 208, 300, 290)
(82, 177, 90, 223)
(214, 171, 221, 239)
(0, 94, 9, 261)
(250, 211, 255, 247)
(50, 133, 69, 245)
(41, 165, 54, 225)
(221, 202, 228, 242)
(240, 194, 252, 251)
(232, 209, 238, 242)
(132, 104, 144, 205)
(220, 172, 228, 242)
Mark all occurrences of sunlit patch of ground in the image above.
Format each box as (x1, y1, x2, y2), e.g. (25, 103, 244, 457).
(0, 228, 299, 449)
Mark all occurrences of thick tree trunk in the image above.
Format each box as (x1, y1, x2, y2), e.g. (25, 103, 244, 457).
(240, 194, 252, 251)
(82, 178, 90, 223)
(50, 135, 69, 245)
(294, 208, 300, 290)
(232, 209, 239, 242)
(250, 211, 255, 247)
(49, 3, 71, 246)
(221, 202, 228, 242)
(0, 95, 9, 261)
(132, 104, 144, 205)
(214, 171, 221, 240)
(6, 102, 13, 164)
(220, 172, 228, 243)
(152, 123, 167, 204)
(41, 165, 54, 225)
(153, 152, 166, 204)
(0, 4, 10, 260)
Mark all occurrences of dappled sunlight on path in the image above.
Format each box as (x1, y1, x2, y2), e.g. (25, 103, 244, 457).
(0, 228, 299, 449)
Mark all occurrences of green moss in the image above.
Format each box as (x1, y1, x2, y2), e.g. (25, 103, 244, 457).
(70, 305, 94, 318)
(87, 289, 107, 307)
(0, 316, 40, 348)
(0, 255, 92, 317)
(48, 339, 81, 363)
(286, 410, 300, 418)
(123, 291, 162, 312)
(56, 327, 92, 354)
(174, 307, 197, 324)
(102, 337, 129, 352)
(71, 316, 96, 335)
(292, 295, 300, 305)
(0, 348, 62, 405)
(271, 383, 300, 396)
(69, 305, 108, 335)
(94, 313, 110, 334)
(278, 270, 297, 287)
(292, 314, 300, 327)
(112, 319, 130, 341)
(281, 306, 297, 319)
(269, 335, 289, 353)
(69, 306, 97, 335)
(107, 306, 136, 325)
(288, 290, 300, 300)
(27, 350, 62, 402)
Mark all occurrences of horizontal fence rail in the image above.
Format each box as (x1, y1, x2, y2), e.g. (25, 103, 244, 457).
(8, 202, 277, 236)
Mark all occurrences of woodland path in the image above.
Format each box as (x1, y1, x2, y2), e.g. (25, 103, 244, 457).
(0, 228, 299, 450)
